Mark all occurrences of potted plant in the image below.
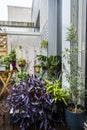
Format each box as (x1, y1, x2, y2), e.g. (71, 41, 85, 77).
(9, 49, 16, 70)
(3, 49, 16, 70)
(45, 79, 70, 123)
(64, 26, 85, 130)
(4, 55, 10, 70)
(7, 75, 57, 130)
(16, 71, 27, 81)
(37, 55, 61, 79)
(18, 58, 26, 68)
(34, 64, 41, 73)
(63, 1, 85, 129)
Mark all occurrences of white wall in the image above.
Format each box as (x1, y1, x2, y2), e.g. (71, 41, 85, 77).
(32, 0, 48, 33)
(32, 0, 48, 56)
(8, 6, 31, 22)
(32, 0, 40, 24)
(0, 0, 32, 21)
(78, 0, 86, 102)
(62, 0, 71, 88)
(8, 35, 40, 74)
(40, 0, 48, 32)
(78, 0, 86, 75)
(8, 6, 41, 74)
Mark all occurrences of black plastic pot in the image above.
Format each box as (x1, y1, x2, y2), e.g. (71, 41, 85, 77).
(65, 108, 85, 130)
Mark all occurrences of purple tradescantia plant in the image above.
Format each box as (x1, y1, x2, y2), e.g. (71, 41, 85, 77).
(7, 75, 56, 130)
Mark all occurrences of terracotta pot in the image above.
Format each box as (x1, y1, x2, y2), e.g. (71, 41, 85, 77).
(34, 66, 40, 73)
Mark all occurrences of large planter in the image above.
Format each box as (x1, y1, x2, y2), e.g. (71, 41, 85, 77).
(65, 108, 85, 130)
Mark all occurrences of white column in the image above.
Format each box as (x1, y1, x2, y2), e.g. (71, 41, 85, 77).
(78, 0, 86, 75)
(78, 0, 86, 106)
(62, 0, 71, 88)
(48, 0, 57, 56)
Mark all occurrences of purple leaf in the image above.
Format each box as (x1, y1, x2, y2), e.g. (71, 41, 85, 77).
(7, 75, 56, 130)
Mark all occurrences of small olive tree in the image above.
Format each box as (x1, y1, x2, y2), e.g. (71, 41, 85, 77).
(63, 0, 84, 112)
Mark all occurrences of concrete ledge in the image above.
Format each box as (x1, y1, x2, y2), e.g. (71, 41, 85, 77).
(0, 31, 40, 36)
(0, 21, 38, 28)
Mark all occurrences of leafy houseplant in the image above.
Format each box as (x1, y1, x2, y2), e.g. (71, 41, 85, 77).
(4, 49, 16, 70)
(9, 49, 16, 70)
(37, 55, 61, 79)
(16, 71, 27, 81)
(9, 49, 16, 62)
(45, 79, 70, 123)
(18, 58, 26, 68)
(4, 55, 10, 70)
(7, 75, 57, 130)
(45, 79, 69, 105)
(40, 40, 48, 48)
(63, 1, 85, 129)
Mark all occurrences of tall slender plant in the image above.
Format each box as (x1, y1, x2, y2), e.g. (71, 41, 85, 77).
(63, 0, 84, 112)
